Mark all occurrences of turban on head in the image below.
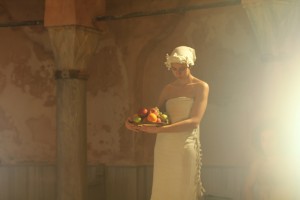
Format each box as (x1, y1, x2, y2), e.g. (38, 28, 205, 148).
(164, 46, 196, 70)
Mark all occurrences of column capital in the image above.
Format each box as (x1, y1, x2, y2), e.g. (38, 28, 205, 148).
(47, 25, 101, 72)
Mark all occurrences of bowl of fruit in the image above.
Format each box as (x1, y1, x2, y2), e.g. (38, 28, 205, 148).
(129, 107, 169, 126)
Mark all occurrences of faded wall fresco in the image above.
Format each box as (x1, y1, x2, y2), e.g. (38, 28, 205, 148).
(0, 0, 264, 166)
(0, 27, 55, 164)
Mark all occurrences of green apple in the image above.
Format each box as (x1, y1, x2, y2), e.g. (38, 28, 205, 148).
(161, 114, 168, 120)
(132, 115, 142, 123)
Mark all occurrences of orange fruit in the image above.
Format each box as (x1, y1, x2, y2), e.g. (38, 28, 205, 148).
(147, 113, 157, 123)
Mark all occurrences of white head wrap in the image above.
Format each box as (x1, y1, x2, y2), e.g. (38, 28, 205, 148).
(164, 46, 196, 70)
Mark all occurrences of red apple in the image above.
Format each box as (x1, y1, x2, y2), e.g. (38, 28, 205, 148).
(138, 107, 148, 117)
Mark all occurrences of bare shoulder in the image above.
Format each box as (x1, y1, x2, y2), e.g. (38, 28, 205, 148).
(193, 78, 209, 92)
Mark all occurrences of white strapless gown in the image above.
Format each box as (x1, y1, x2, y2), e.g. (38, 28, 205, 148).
(150, 97, 204, 200)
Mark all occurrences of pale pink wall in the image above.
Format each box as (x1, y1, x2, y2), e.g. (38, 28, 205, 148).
(0, 0, 55, 163)
(0, 0, 263, 166)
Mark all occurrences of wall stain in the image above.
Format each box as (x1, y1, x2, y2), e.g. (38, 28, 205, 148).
(87, 46, 123, 96)
(10, 63, 55, 104)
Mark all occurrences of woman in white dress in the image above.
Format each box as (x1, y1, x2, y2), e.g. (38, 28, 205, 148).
(126, 46, 209, 200)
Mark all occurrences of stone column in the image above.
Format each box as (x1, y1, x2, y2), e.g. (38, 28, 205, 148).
(44, 0, 104, 198)
(47, 26, 100, 200)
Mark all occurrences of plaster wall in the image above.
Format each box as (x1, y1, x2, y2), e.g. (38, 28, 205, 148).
(0, 0, 263, 166)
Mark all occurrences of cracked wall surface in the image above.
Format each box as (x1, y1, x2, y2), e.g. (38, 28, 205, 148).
(0, 0, 263, 166)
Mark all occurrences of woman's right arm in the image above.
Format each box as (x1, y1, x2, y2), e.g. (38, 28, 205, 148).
(156, 84, 169, 112)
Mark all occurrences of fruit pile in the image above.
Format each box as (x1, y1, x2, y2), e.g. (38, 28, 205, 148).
(129, 107, 169, 125)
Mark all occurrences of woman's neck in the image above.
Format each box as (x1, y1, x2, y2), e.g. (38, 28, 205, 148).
(177, 75, 194, 86)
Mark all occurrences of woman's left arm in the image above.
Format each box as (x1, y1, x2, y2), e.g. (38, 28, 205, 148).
(138, 82, 209, 134)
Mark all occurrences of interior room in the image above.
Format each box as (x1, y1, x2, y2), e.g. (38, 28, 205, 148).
(0, 0, 299, 199)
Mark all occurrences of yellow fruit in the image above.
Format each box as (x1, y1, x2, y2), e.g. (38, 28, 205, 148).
(147, 113, 157, 123)
(161, 114, 168, 120)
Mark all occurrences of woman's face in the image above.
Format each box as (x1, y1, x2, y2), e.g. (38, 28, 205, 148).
(170, 63, 190, 79)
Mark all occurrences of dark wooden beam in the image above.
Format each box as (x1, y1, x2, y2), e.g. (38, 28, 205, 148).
(0, 0, 240, 28)
(96, 0, 241, 21)
(0, 20, 44, 28)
